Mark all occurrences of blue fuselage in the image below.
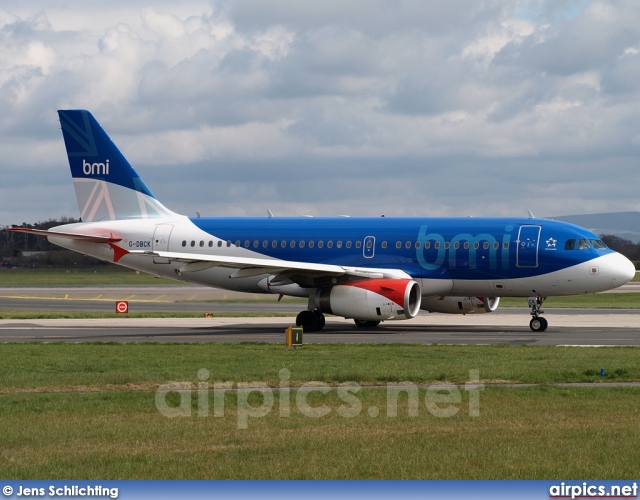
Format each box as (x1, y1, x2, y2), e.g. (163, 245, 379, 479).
(189, 216, 610, 282)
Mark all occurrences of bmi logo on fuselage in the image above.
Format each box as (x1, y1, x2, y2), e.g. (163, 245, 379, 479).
(82, 159, 109, 176)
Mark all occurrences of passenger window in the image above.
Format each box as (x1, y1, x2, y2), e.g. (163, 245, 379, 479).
(493, 242, 499, 250)
(227, 241, 232, 247)
(425, 242, 430, 249)
(272, 241, 277, 248)
(253, 241, 259, 248)
(356, 241, 362, 249)
(200, 241, 204, 247)
(346, 241, 352, 248)
(464, 242, 469, 249)
(309, 241, 315, 248)
(235, 240, 240, 247)
(434, 242, 440, 249)
(396, 241, 402, 249)
(190, 241, 195, 247)
(503, 242, 509, 249)
(336, 241, 342, 248)
(453, 242, 459, 249)
(182, 240, 186, 247)
(415, 241, 420, 248)
(263, 241, 268, 248)
(444, 242, 450, 249)
(483, 242, 489, 250)
(218, 241, 223, 247)
(577, 239, 591, 250)
(281, 241, 286, 248)
(318, 241, 324, 248)
(327, 241, 333, 248)
(290, 241, 295, 248)
(381, 241, 387, 249)
(244, 240, 249, 248)
(299, 241, 305, 248)
(209, 241, 213, 247)
(405, 241, 411, 249)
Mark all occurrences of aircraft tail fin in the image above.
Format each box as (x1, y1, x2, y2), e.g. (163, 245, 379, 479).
(57, 110, 175, 221)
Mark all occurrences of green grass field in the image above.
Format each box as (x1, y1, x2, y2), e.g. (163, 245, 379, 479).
(1, 343, 639, 390)
(2, 386, 639, 479)
(1, 343, 640, 479)
(0, 268, 187, 286)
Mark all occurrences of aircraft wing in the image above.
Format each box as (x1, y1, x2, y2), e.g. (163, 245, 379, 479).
(128, 249, 411, 281)
(3, 227, 122, 243)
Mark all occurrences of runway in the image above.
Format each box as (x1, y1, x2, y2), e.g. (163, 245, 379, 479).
(1, 285, 639, 345)
(1, 313, 640, 345)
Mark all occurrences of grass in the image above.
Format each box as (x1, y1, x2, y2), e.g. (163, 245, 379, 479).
(1, 342, 640, 479)
(500, 293, 640, 309)
(1, 343, 639, 391)
(1, 385, 639, 479)
(0, 310, 293, 319)
(0, 268, 187, 286)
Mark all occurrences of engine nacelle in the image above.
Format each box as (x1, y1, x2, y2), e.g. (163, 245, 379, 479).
(316, 279, 422, 321)
(421, 296, 500, 314)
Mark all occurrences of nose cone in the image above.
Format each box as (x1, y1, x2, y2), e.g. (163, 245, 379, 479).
(606, 252, 636, 287)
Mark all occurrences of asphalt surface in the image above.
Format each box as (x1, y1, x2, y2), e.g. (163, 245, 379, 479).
(1, 313, 639, 345)
(0, 285, 639, 345)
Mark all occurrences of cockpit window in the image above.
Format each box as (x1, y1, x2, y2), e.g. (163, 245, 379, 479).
(589, 239, 607, 249)
(577, 239, 591, 250)
(564, 239, 575, 250)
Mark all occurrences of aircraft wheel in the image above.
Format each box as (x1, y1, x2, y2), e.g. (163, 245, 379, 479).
(314, 310, 326, 329)
(529, 317, 548, 332)
(296, 310, 321, 332)
(539, 317, 548, 331)
(354, 319, 381, 328)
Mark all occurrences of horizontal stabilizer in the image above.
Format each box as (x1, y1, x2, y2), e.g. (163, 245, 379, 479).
(4, 227, 121, 243)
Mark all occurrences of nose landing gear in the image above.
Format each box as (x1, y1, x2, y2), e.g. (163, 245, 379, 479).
(528, 296, 548, 332)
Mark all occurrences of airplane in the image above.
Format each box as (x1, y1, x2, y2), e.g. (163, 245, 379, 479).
(5, 110, 636, 332)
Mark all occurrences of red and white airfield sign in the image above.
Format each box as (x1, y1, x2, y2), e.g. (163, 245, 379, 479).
(116, 301, 129, 314)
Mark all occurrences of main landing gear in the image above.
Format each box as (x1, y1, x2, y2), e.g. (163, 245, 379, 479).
(296, 310, 325, 332)
(295, 310, 382, 331)
(528, 296, 548, 332)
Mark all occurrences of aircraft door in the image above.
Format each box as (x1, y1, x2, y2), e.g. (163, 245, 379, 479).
(152, 224, 173, 264)
(363, 236, 375, 258)
(516, 225, 541, 268)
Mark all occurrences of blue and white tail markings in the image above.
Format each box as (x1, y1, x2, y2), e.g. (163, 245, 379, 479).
(58, 110, 175, 221)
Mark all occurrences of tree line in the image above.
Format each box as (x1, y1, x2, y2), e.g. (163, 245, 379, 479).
(1, 218, 107, 267)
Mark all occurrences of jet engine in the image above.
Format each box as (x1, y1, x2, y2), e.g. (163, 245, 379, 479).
(316, 279, 421, 321)
(421, 296, 500, 314)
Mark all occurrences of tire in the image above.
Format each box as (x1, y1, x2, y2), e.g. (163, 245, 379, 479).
(296, 310, 320, 332)
(354, 319, 381, 328)
(530, 317, 546, 332)
(314, 310, 326, 330)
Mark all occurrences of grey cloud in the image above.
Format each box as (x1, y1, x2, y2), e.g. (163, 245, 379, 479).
(2, 1, 640, 227)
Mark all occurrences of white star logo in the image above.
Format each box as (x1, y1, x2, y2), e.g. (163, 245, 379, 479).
(546, 238, 557, 248)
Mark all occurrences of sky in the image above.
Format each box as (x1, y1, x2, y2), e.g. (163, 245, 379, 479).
(1, 0, 640, 225)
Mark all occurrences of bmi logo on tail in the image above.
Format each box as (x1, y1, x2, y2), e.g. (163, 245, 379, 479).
(82, 159, 109, 176)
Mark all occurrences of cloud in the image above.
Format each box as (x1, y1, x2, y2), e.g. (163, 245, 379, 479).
(1, 0, 640, 226)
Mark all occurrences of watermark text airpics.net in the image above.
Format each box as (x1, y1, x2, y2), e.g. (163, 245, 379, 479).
(155, 369, 483, 429)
